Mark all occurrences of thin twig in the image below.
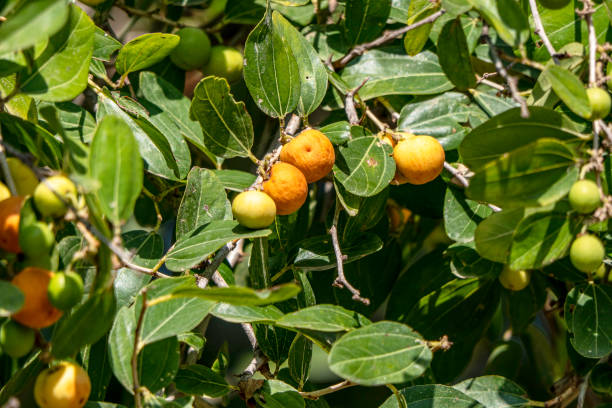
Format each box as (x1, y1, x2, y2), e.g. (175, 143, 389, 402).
(0, 131, 17, 195)
(333, 9, 446, 69)
(582, 0, 598, 86)
(299, 380, 357, 399)
(365, 109, 387, 131)
(132, 290, 148, 408)
(345, 78, 369, 125)
(329, 200, 369, 305)
(528, 0, 559, 64)
(198, 241, 236, 288)
(443, 162, 469, 188)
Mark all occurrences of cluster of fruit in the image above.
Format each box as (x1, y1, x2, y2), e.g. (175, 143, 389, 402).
(232, 129, 335, 229)
(170, 27, 243, 82)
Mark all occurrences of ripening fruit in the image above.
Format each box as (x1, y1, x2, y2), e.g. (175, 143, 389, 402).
(232, 190, 276, 229)
(19, 222, 55, 258)
(393, 135, 445, 185)
(590, 364, 612, 395)
(569, 179, 601, 214)
(33, 176, 77, 218)
(6, 158, 38, 196)
(202, 46, 243, 83)
(570, 234, 605, 273)
(386, 200, 412, 233)
(0, 195, 25, 253)
(170, 27, 212, 71)
(34, 362, 91, 408)
(263, 162, 308, 215)
(48, 272, 84, 311)
(280, 129, 335, 183)
(390, 169, 411, 185)
(11, 267, 62, 329)
(595, 263, 607, 280)
(0, 181, 10, 201)
(378, 131, 397, 147)
(79, 0, 106, 6)
(0, 320, 35, 358)
(538, 0, 571, 9)
(587, 87, 611, 120)
(498, 266, 531, 291)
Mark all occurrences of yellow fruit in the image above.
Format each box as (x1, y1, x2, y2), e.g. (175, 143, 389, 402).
(390, 169, 411, 185)
(0, 181, 10, 201)
(570, 234, 605, 273)
(280, 129, 335, 183)
(170, 27, 212, 71)
(232, 190, 276, 229)
(393, 135, 445, 185)
(379, 131, 397, 148)
(11, 267, 62, 329)
(34, 362, 91, 408)
(263, 162, 308, 216)
(7, 158, 38, 196)
(569, 179, 601, 214)
(202, 46, 243, 83)
(0, 195, 24, 253)
(498, 266, 531, 291)
(587, 87, 611, 120)
(33, 176, 77, 218)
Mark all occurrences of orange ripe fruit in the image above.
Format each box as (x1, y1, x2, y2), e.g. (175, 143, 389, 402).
(279, 129, 335, 183)
(11, 267, 62, 329)
(263, 162, 308, 215)
(0, 195, 25, 253)
(390, 169, 410, 185)
(393, 135, 445, 185)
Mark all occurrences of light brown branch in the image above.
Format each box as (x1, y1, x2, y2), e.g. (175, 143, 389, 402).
(299, 380, 357, 399)
(528, 0, 559, 64)
(345, 78, 369, 125)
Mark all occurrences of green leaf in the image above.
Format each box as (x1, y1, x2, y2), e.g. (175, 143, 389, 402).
(444, 187, 493, 243)
(90, 115, 143, 224)
(328, 321, 432, 386)
(114, 268, 152, 309)
(390, 0, 410, 22)
(165, 220, 272, 271)
(84, 336, 113, 400)
(0, 0, 69, 55)
(122, 231, 164, 270)
(93, 27, 122, 61)
(20, 5, 94, 102)
(212, 304, 284, 323)
(51, 288, 116, 359)
(272, 12, 327, 117)
(344, 0, 391, 45)
(403, 1, 439, 56)
(441, 0, 472, 17)
(474, 209, 525, 263)
(115, 33, 180, 76)
(467, 0, 529, 46)
(467, 139, 578, 208)
(566, 284, 612, 358)
(176, 167, 228, 240)
(257, 380, 305, 408)
(447, 243, 503, 279)
(320, 121, 372, 145)
(544, 65, 592, 119)
(139, 336, 180, 393)
(0, 281, 24, 316)
(437, 17, 476, 90)
(213, 169, 257, 191)
(170, 283, 301, 306)
(342, 188, 388, 241)
(333, 136, 395, 197)
(379, 385, 485, 408)
(54, 101, 97, 144)
(108, 307, 136, 392)
(174, 364, 232, 398)
(276, 305, 364, 332)
(293, 233, 383, 271)
(470, 88, 518, 117)
(340, 49, 453, 100)
(244, 10, 300, 118)
(190, 76, 254, 158)
(0, 353, 44, 405)
(453, 376, 529, 408)
(288, 335, 312, 389)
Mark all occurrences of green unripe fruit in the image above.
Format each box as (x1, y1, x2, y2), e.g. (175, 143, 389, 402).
(19, 222, 54, 258)
(587, 87, 611, 120)
(7, 157, 38, 196)
(569, 179, 601, 214)
(498, 266, 531, 291)
(47, 272, 84, 311)
(538, 0, 571, 9)
(0, 320, 35, 358)
(595, 263, 607, 280)
(33, 176, 77, 218)
(170, 27, 211, 71)
(232, 191, 276, 229)
(570, 234, 605, 273)
(590, 364, 612, 394)
(202, 46, 243, 83)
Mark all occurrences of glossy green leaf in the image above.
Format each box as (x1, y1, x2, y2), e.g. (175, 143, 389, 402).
(0, 281, 24, 316)
(403, 1, 439, 56)
(333, 136, 395, 197)
(288, 335, 312, 389)
(544, 65, 591, 119)
(441, 0, 472, 17)
(174, 364, 232, 398)
(212, 304, 284, 323)
(470, 88, 518, 117)
(379, 385, 485, 408)
(54, 102, 97, 144)
(444, 187, 493, 243)
(293, 233, 383, 271)
(320, 121, 372, 145)
(437, 17, 476, 90)
(328, 321, 432, 386)
(213, 169, 257, 191)
(122, 231, 164, 270)
(467, 0, 529, 46)
(114, 268, 152, 309)
(453, 376, 529, 408)
(244, 10, 300, 117)
(344, 0, 391, 45)
(390, 0, 410, 22)
(447, 243, 503, 279)
(93, 27, 122, 61)
(90, 115, 143, 224)
(0, 354, 44, 405)
(257, 380, 304, 408)
(276, 305, 364, 332)
(170, 283, 301, 306)
(566, 284, 612, 358)
(20, 5, 94, 102)
(115, 33, 179, 76)
(474, 209, 525, 263)
(139, 337, 180, 393)
(108, 307, 136, 392)
(84, 336, 113, 401)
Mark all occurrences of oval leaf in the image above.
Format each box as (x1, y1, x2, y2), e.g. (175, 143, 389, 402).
(276, 304, 364, 332)
(437, 17, 476, 90)
(115, 33, 179, 76)
(170, 283, 301, 306)
(544, 65, 592, 119)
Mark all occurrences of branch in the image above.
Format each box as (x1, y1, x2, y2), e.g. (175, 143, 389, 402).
(344, 78, 369, 125)
(132, 289, 148, 408)
(443, 162, 502, 212)
(197, 241, 236, 288)
(333, 9, 446, 69)
(115, 3, 185, 28)
(0, 131, 17, 195)
(528, 0, 559, 64)
(329, 200, 369, 305)
(580, 0, 598, 86)
(299, 380, 357, 399)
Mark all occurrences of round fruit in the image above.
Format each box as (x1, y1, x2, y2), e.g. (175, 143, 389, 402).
(587, 87, 611, 120)
(33, 175, 77, 218)
(0, 195, 24, 253)
(590, 364, 612, 394)
(262, 162, 308, 216)
(595, 263, 607, 280)
(11, 267, 62, 329)
(0, 181, 10, 202)
(34, 361, 91, 408)
(393, 135, 445, 185)
(569, 179, 601, 214)
(498, 266, 531, 291)
(7, 157, 38, 196)
(19, 222, 54, 258)
(170, 27, 211, 71)
(0, 320, 35, 358)
(390, 169, 410, 185)
(570, 234, 605, 273)
(378, 131, 397, 147)
(48, 272, 84, 311)
(232, 190, 276, 229)
(202, 46, 243, 83)
(538, 0, 571, 9)
(279, 129, 335, 183)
